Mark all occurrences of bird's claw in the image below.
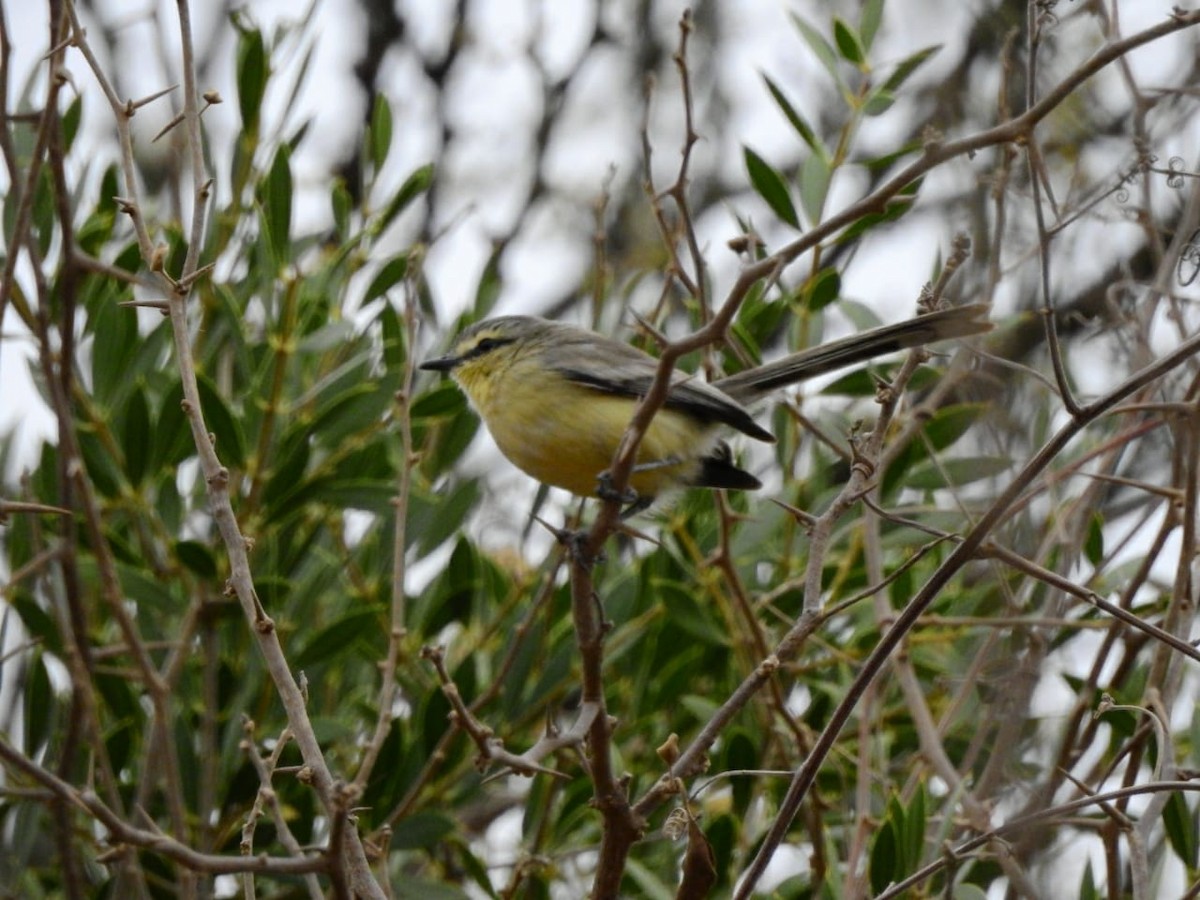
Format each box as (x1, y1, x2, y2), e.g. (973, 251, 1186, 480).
(596, 471, 638, 505)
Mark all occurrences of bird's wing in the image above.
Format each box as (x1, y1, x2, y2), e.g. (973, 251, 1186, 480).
(549, 337, 775, 443)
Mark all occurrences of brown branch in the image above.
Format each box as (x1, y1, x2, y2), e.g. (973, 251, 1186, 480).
(0, 735, 327, 877)
(733, 309, 1200, 898)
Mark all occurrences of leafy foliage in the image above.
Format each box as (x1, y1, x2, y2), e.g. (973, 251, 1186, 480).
(3, 2, 1200, 899)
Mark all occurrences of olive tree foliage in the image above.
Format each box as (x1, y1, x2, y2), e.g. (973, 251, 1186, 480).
(3, 0, 1200, 897)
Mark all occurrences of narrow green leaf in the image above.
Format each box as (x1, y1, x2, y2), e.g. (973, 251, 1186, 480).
(12, 595, 61, 654)
(473, 246, 503, 318)
(236, 27, 267, 135)
(25, 655, 55, 751)
(1079, 861, 1100, 900)
(62, 95, 83, 151)
(860, 0, 885, 50)
(390, 811, 456, 851)
(883, 45, 941, 93)
(196, 373, 247, 468)
(744, 146, 799, 229)
(331, 178, 352, 239)
(1084, 512, 1104, 567)
(363, 254, 409, 305)
(905, 784, 927, 871)
(799, 151, 831, 224)
(1163, 790, 1197, 867)
(380, 302, 405, 371)
(117, 560, 180, 612)
(864, 88, 896, 117)
(78, 429, 122, 497)
(869, 819, 898, 895)
(761, 75, 822, 155)
(832, 17, 865, 65)
(92, 293, 137, 405)
(175, 540, 218, 579)
(921, 404, 988, 452)
(263, 144, 293, 267)
(416, 480, 481, 554)
(411, 383, 467, 419)
(790, 14, 842, 85)
(370, 94, 393, 174)
(294, 609, 381, 668)
(805, 268, 840, 310)
(658, 580, 729, 645)
(376, 163, 434, 234)
(151, 381, 194, 470)
(905, 456, 1011, 490)
(723, 730, 758, 811)
(122, 384, 151, 487)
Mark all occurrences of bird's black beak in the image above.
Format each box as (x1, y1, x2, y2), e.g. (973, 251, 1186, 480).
(419, 354, 459, 373)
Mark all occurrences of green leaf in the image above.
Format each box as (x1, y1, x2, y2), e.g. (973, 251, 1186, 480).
(953, 886, 989, 900)
(744, 147, 799, 229)
(804, 268, 840, 311)
(236, 27, 267, 135)
(837, 189, 918, 243)
(376, 163, 434, 234)
(1163, 790, 1197, 867)
(1084, 512, 1104, 567)
(262, 144, 293, 268)
(869, 818, 897, 894)
(473, 246, 503, 318)
(363, 254, 409, 306)
(454, 842, 499, 899)
(905, 456, 1012, 490)
(390, 811, 456, 851)
(262, 431, 311, 515)
(117, 560, 180, 612)
(723, 729, 759, 811)
(24, 654, 55, 753)
(412, 383, 467, 419)
(799, 151, 831, 224)
(62, 95, 83, 151)
(175, 540, 218, 579)
(905, 784, 927, 871)
(658, 580, 729, 645)
(293, 609, 381, 668)
(78, 429, 122, 498)
(864, 88, 896, 116)
(196, 372, 247, 468)
(91, 291, 138, 406)
(414, 480, 481, 554)
(921, 404, 988, 452)
(370, 94, 393, 174)
(11, 595, 61, 654)
(380, 302, 406, 371)
(1079, 862, 1100, 900)
(761, 75, 822, 155)
(832, 17, 865, 65)
(860, 0, 885, 50)
(151, 381, 193, 471)
(331, 178, 353, 239)
(393, 879, 471, 900)
(790, 14, 842, 85)
(883, 46, 941, 93)
(122, 384, 151, 487)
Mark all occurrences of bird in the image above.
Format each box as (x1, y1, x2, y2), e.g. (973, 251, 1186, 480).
(419, 304, 992, 513)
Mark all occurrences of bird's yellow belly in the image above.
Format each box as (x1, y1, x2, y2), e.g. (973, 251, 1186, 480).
(474, 378, 705, 499)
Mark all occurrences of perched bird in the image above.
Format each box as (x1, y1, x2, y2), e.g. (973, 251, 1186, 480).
(420, 304, 991, 512)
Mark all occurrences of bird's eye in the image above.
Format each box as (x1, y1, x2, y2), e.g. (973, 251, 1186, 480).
(467, 336, 512, 359)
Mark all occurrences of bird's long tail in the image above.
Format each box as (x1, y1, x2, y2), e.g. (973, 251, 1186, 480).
(714, 303, 992, 404)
